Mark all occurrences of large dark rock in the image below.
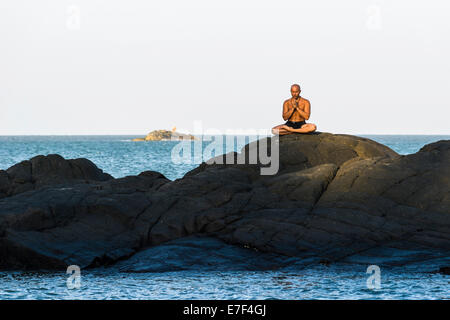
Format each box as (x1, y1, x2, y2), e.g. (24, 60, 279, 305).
(0, 170, 169, 269)
(111, 235, 302, 273)
(0, 133, 449, 271)
(185, 132, 398, 179)
(0, 154, 113, 199)
(439, 266, 450, 275)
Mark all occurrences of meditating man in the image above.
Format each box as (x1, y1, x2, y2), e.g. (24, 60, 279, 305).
(272, 84, 317, 135)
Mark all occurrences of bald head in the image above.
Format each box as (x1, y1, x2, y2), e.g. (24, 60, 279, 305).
(290, 84, 301, 98)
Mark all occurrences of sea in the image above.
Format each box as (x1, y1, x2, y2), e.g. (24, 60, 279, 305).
(0, 134, 449, 300)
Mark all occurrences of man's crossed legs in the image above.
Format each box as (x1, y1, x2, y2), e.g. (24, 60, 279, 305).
(272, 120, 317, 135)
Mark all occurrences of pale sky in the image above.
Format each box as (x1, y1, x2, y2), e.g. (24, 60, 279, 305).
(0, 0, 449, 135)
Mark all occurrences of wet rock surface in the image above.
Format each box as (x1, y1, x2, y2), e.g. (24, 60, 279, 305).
(0, 133, 448, 271)
(111, 235, 303, 273)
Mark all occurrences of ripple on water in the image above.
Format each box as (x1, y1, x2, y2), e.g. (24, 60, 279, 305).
(0, 260, 449, 300)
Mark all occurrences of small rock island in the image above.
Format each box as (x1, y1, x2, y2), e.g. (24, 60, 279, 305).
(132, 128, 197, 141)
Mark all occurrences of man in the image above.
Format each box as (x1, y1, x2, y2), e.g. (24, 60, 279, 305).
(272, 84, 317, 135)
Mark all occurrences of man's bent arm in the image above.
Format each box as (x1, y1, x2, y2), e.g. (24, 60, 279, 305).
(296, 101, 311, 120)
(282, 102, 295, 120)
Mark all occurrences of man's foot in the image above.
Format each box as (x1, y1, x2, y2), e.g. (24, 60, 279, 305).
(272, 125, 293, 135)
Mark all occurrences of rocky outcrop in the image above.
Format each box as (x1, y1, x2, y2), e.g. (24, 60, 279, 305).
(132, 130, 197, 141)
(0, 170, 169, 269)
(186, 132, 398, 178)
(0, 133, 448, 271)
(0, 154, 112, 199)
(439, 266, 450, 275)
(111, 235, 302, 273)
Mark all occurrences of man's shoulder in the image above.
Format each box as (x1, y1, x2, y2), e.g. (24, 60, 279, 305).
(300, 97, 309, 102)
(300, 97, 310, 104)
(284, 97, 310, 104)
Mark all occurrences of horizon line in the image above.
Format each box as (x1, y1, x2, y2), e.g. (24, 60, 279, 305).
(0, 133, 450, 136)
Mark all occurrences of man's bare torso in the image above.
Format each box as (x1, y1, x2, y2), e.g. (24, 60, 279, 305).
(284, 97, 310, 122)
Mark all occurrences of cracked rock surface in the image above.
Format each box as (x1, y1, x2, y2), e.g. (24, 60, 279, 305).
(0, 133, 449, 270)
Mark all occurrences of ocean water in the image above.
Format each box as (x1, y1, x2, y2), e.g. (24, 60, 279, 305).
(0, 134, 449, 300)
(0, 264, 448, 300)
(0, 134, 448, 179)
(0, 135, 264, 180)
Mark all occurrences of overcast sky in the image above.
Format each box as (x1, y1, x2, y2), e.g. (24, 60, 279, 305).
(0, 0, 449, 135)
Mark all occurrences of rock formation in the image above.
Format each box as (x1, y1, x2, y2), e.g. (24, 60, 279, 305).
(0, 133, 448, 271)
(0, 154, 112, 199)
(439, 266, 450, 275)
(132, 130, 197, 141)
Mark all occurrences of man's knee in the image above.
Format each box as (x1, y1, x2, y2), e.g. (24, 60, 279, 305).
(301, 123, 316, 133)
(304, 123, 316, 132)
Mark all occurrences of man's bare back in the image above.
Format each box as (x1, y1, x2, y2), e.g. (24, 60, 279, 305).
(272, 84, 317, 135)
